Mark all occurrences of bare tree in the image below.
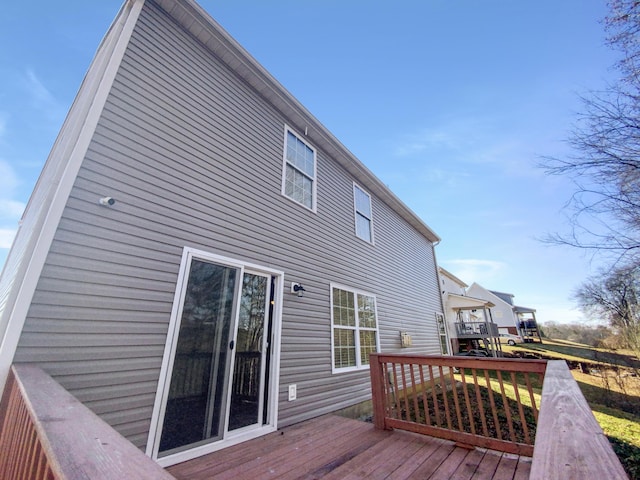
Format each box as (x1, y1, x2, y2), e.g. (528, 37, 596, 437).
(574, 265, 640, 354)
(540, 321, 613, 347)
(542, 0, 640, 264)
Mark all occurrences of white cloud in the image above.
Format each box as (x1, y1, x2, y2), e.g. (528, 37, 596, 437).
(0, 114, 6, 139)
(393, 121, 474, 158)
(394, 129, 459, 157)
(26, 69, 56, 105)
(0, 200, 25, 219)
(392, 117, 543, 180)
(25, 69, 64, 122)
(0, 228, 17, 249)
(0, 160, 20, 196)
(442, 258, 507, 285)
(0, 162, 26, 256)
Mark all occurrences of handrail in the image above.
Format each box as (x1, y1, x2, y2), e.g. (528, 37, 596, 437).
(530, 360, 628, 479)
(454, 321, 499, 337)
(0, 364, 175, 480)
(370, 353, 547, 456)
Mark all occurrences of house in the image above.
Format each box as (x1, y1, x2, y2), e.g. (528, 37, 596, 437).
(438, 268, 500, 355)
(0, 0, 444, 468)
(466, 283, 541, 342)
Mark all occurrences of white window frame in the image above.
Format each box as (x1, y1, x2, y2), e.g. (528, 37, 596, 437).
(436, 312, 449, 355)
(146, 247, 284, 467)
(330, 283, 380, 374)
(281, 125, 317, 212)
(353, 182, 374, 243)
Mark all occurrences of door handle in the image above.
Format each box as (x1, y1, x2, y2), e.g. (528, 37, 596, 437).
(229, 340, 235, 350)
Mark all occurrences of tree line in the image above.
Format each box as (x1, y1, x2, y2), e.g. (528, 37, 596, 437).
(540, 321, 623, 349)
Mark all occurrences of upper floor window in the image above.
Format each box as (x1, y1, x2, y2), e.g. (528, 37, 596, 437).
(282, 127, 316, 211)
(331, 285, 379, 372)
(353, 183, 373, 243)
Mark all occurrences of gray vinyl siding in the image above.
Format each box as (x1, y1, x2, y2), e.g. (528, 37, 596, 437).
(0, 4, 131, 348)
(14, 0, 441, 450)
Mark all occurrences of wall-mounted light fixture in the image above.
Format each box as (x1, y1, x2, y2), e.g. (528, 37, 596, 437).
(99, 196, 116, 206)
(291, 282, 306, 297)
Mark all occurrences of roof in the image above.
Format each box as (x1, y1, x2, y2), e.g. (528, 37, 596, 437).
(467, 283, 517, 309)
(446, 293, 494, 310)
(514, 306, 536, 313)
(152, 0, 440, 243)
(438, 267, 468, 288)
(488, 290, 515, 306)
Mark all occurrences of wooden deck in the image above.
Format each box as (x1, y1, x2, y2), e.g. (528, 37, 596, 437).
(166, 415, 531, 480)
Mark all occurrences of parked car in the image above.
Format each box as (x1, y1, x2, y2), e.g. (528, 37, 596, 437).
(499, 333, 524, 346)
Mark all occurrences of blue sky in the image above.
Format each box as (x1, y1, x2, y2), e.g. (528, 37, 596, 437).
(0, 1, 619, 324)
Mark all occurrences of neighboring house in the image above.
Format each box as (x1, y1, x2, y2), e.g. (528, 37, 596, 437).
(514, 305, 541, 342)
(0, 0, 443, 468)
(438, 268, 500, 355)
(466, 283, 541, 342)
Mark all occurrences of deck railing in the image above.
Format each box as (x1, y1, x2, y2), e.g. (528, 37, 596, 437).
(0, 364, 174, 480)
(0, 359, 627, 479)
(530, 360, 628, 479)
(370, 354, 628, 479)
(453, 321, 499, 338)
(370, 353, 547, 456)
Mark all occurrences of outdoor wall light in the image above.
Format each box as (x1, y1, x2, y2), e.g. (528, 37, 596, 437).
(291, 282, 306, 297)
(99, 196, 116, 206)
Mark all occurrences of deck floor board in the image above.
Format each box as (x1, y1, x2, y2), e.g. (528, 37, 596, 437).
(166, 415, 531, 480)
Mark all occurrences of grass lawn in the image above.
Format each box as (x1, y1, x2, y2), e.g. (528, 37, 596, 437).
(505, 338, 640, 479)
(592, 405, 640, 479)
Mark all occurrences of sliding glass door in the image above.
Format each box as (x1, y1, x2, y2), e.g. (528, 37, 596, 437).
(228, 272, 270, 431)
(157, 258, 273, 458)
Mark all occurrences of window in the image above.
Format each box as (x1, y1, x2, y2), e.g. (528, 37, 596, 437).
(353, 184, 373, 243)
(282, 126, 316, 210)
(331, 285, 379, 372)
(436, 313, 449, 355)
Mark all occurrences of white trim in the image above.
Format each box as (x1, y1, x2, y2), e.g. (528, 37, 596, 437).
(0, 0, 145, 392)
(155, 424, 277, 468)
(146, 247, 284, 466)
(281, 124, 317, 213)
(146, 248, 197, 459)
(435, 312, 450, 355)
(222, 268, 271, 436)
(352, 182, 374, 244)
(330, 282, 380, 374)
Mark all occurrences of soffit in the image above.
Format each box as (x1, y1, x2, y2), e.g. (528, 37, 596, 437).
(446, 293, 495, 310)
(514, 305, 536, 313)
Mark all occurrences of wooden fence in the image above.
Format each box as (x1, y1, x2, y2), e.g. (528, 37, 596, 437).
(0, 364, 174, 480)
(369, 353, 547, 456)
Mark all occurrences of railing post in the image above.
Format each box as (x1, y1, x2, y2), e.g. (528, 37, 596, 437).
(369, 353, 388, 430)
